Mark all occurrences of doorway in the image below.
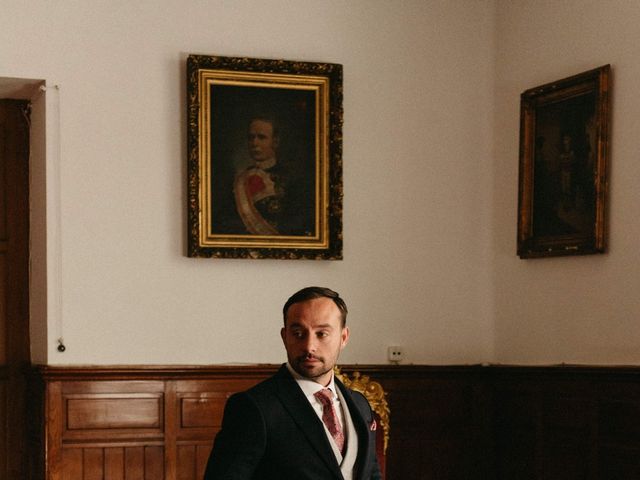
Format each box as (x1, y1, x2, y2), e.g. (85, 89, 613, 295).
(0, 98, 31, 478)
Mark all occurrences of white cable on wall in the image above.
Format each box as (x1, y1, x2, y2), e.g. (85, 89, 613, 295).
(40, 84, 66, 353)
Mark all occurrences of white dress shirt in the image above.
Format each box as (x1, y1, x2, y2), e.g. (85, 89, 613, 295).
(285, 364, 359, 479)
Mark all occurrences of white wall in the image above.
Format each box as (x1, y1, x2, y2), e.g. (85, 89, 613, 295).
(492, 0, 640, 364)
(9, 1, 639, 368)
(1, 1, 496, 365)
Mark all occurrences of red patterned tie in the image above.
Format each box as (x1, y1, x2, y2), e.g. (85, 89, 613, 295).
(314, 388, 345, 453)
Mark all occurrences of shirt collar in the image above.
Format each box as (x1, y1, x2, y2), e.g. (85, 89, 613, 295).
(255, 156, 277, 170)
(286, 363, 338, 400)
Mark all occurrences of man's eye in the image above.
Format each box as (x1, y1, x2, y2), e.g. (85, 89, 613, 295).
(317, 331, 328, 338)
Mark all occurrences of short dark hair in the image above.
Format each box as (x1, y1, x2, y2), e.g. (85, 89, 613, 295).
(249, 114, 280, 139)
(282, 286, 348, 327)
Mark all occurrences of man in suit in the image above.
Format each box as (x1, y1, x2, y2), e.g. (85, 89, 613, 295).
(204, 286, 382, 480)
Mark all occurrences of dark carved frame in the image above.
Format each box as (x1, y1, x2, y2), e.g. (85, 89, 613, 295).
(517, 65, 610, 258)
(187, 55, 343, 259)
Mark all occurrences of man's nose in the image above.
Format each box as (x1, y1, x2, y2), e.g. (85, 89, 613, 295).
(303, 336, 317, 353)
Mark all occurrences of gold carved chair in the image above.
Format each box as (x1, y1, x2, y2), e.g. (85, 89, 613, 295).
(335, 368, 390, 477)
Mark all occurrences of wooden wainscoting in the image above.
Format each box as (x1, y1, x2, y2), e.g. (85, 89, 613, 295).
(31, 366, 276, 480)
(29, 364, 640, 480)
(350, 365, 493, 479)
(31, 364, 490, 480)
(491, 365, 640, 480)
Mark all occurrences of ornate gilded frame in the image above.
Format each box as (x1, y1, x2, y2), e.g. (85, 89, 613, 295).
(187, 55, 343, 259)
(517, 65, 610, 258)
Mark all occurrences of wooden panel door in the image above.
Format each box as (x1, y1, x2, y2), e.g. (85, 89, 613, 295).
(0, 99, 31, 479)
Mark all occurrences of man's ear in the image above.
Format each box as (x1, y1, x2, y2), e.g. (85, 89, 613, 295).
(340, 326, 350, 349)
(280, 327, 286, 344)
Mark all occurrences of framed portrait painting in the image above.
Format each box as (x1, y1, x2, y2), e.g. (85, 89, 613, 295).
(517, 65, 611, 259)
(187, 54, 343, 259)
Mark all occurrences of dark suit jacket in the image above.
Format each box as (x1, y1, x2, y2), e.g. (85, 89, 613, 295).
(204, 365, 382, 480)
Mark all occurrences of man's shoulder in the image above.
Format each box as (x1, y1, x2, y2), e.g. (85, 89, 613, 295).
(337, 380, 373, 411)
(348, 388, 370, 408)
(241, 365, 290, 398)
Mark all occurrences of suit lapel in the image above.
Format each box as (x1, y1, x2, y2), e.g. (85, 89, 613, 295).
(335, 378, 369, 480)
(274, 366, 343, 478)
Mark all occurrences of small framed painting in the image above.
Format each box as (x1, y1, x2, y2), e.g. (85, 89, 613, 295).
(517, 65, 611, 259)
(187, 54, 343, 259)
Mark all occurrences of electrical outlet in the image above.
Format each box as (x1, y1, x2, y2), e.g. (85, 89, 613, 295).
(387, 345, 404, 363)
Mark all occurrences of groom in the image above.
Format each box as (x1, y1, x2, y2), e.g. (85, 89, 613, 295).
(204, 286, 381, 479)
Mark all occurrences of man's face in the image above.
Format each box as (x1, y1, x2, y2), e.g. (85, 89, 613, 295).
(248, 119, 278, 163)
(281, 297, 349, 386)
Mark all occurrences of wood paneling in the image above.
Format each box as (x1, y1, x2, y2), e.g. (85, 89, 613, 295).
(32, 366, 272, 480)
(491, 366, 640, 480)
(66, 396, 163, 430)
(0, 370, 7, 476)
(59, 446, 164, 480)
(179, 395, 226, 429)
(29, 364, 640, 480)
